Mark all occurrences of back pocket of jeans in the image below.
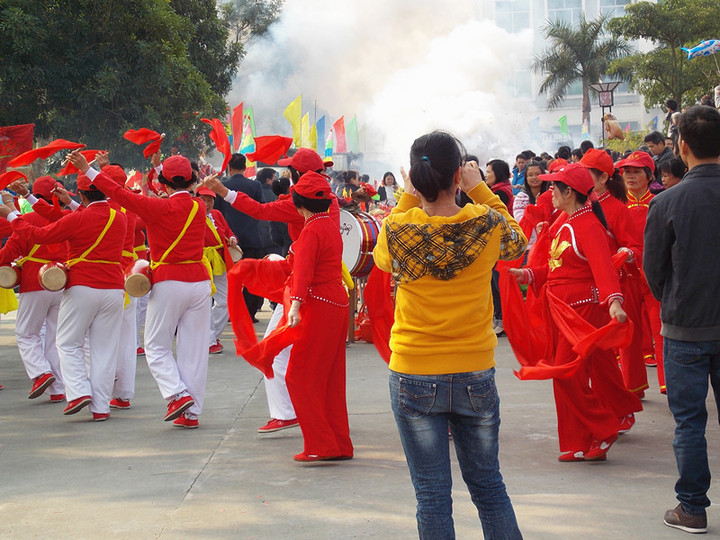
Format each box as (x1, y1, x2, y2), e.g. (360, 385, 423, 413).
(466, 379, 498, 417)
(398, 377, 437, 417)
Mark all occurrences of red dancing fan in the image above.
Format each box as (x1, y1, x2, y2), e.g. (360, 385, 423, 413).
(200, 118, 232, 173)
(123, 128, 164, 158)
(8, 139, 85, 168)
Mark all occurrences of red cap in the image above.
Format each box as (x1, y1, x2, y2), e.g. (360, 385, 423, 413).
(616, 151, 655, 173)
(77, 173, 94, 191)
(102, 165, 127, 187)
(162, 155, 193, 181)
(580, 148, 615, 177)
(196, 186, 216, 198)
(32, 176, 62, 199)
(547, 158, 568, 173)
(539, 162, 594, 195)
(278, 148, 325, 173)
(293, 171, 332, 199)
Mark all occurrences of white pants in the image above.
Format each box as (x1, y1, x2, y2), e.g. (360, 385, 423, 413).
(16, 290, 65, 395)
(210, 272, 228, 344)
(144, 280, 211, 416)
(136, 292, 149, 347)
(262, 303, 295, 420)
(113, 296, 137, 400)
(56, 286, 124, 414)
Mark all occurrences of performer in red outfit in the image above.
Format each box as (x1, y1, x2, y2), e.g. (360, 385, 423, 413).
(509, 163, 639, 462)
(0, 177, 67, 402)
(619, 151, 665, 394)
(285, 171, 353, 462)
(68, 150, 211, 428)
(580, 149, 649, 402)
(203, 148, 339, 433)
(0, 174, 127, 421)
(196, 186, 238, 354)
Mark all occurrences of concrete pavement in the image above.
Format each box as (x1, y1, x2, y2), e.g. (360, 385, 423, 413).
(0, 306, 718, 539)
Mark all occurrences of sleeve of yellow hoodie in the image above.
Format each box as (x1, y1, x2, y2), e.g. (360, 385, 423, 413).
(466, 183, 527, 261)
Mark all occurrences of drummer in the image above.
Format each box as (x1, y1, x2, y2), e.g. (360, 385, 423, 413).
(0, 177, 68, 403)
(202, 148, 340, 434)
(196, 185, 238, 354)
(0, 174, 127, 421)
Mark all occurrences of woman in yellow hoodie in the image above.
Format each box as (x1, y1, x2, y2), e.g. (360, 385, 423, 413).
(373, 131, 526, 540)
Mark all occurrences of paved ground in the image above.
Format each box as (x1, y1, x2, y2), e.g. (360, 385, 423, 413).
(0, 306, 718, 539)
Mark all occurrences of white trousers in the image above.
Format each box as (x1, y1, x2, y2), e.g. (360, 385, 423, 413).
(16, 290, 65, 395)
(136, 292, 149, 347)
(113, 296, 137, 400)
(144, 280, 210, 416)
(262, 303, 295, 420)
(56, 286, 124, 414)
(210, 271, 228, 344)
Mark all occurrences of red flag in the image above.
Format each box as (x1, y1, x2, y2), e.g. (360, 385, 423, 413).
(246, 136, 293, 165)
(333, 117, 347, 153)
(0, 170, 27, 190)
(624, 123, 631, 133)
(8, 139, 85, 168)
(56, 149, 102, 176)
(0, 124, 34, 172)
(201, 118, 232, 173)
(123, 128, 161, 144)
(124, 128, 164, 158)
(231, 103, 243, 152)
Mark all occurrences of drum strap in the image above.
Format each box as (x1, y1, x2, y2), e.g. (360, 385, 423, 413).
(16, 244, 51, 267)
(150, 200, 201, 269)
(66, 209, 120, 267)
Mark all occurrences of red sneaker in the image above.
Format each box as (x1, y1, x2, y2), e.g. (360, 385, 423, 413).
(558, 451, 587, 462)
(92, 412, 110, 422)
(618, 414, 635, 434)
(585, 433, 619, 460)
(64, 396, 92, 415)
(136, 347, 145, 356)
(110, 398, 132, 409)
(50, 394, 65, 403)
(644, 354, 657, 367)
(173, 413, 199, 429)
(258, 418, 299, 433)
(164, 394, 194, 421)
(29, 372, 56, 399)
(209, 340, 224, 354)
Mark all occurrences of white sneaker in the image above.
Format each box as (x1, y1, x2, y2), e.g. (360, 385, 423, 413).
(493, 320, 505, 336)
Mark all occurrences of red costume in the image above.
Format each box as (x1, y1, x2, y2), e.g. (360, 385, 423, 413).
(626, 189, 665, 393)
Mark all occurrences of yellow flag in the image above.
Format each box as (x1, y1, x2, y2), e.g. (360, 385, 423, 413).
(283, 94, 302, 145)
(309, 123, 318, 151)
(300, 113, 310, 148)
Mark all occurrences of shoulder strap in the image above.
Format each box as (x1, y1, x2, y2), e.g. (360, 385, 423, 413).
(151, 200, 199, 268)
(66, 209, 117, 267)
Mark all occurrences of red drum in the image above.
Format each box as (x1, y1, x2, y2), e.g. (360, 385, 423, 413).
(124, 259, 152, 297)
(38, 262, 68, 291)
(0, 264, 20, 289)
(339, 209, 380, 277)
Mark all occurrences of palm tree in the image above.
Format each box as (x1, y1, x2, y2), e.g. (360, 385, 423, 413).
(532, 14, 630, 133)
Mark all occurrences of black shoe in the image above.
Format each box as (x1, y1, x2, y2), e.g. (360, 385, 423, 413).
(663, 504, 707, 534)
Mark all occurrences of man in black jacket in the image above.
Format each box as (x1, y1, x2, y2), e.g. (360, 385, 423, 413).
(214, 154, 264, 321)
(644, 105, 720, 535)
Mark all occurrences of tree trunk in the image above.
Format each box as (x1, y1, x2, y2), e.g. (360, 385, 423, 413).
(582, 83, 591, 136)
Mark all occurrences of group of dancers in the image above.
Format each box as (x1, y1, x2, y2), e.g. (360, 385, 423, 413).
(0, 145, 352, 463)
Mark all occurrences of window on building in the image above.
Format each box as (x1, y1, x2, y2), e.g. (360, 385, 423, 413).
(495, 0, 530, 33)
(547, 0, 582, 25)
(599, 0, 630, 18)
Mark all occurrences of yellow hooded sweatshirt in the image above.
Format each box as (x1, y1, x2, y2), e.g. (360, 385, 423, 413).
(373, 182, 526, 375)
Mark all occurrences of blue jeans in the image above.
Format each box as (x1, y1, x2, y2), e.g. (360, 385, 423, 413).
(664, 338, 720, 515)
(389, 369, 522, 540)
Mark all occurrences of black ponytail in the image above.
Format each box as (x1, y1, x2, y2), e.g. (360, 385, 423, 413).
(409, 131, 465, 203)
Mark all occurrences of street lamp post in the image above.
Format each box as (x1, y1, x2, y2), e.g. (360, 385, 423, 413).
(590, 81, 620, 147)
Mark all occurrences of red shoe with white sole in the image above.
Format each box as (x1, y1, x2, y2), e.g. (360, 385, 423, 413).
(164, 394, 194, 421)
(29, 372, 56, 399)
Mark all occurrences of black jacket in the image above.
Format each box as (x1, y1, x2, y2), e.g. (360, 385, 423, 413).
(644, 163, 720, 340)
(214, 173, 263, 250)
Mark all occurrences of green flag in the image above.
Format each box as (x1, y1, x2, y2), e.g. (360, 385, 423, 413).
(558, 115, 568, 136)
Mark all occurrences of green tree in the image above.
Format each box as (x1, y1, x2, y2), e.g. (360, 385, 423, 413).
(220, 0, 284, 45)
(607, 0, 720, 109)
(0, 0, 244, 169)
(532, 14, 631, 132)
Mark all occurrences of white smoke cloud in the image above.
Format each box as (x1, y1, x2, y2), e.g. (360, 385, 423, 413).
(229, 0, 536, 177)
